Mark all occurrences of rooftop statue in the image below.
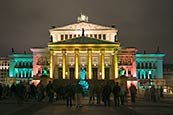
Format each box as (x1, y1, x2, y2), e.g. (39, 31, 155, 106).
(77, 13, 88, 22)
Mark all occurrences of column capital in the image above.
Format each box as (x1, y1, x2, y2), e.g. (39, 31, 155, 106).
(75, 49, 79, 54)
(100, 49, 105, 54)
(62, 49, 67, 55)
(114, 49, 118, 53)
(50, 50, 54, 54)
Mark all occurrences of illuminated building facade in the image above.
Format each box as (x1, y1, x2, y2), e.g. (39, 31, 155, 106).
(163, 64, 173, 93)
(31, 14, 121, 80)
(136, 54, 165, 79)
(0, 14, 165, 86)
(9, 54, 33, 80)
(0, 57, 9, 83)
(30, 14, 164, 83)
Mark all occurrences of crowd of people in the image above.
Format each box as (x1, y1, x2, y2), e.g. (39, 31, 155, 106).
(144, 85, 164, 102)
(0, 80, 164, 107)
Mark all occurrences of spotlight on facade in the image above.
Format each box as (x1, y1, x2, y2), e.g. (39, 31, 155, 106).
(59, 64, 62, 66)
(65, 72, 68, 75)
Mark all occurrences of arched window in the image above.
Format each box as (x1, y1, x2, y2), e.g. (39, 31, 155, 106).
(145, 63, 148, 69)
(149, 62, 152, 69)
(141, 63, 144, 69)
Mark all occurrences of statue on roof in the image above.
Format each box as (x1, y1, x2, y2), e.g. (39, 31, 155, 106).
(49, 35, 53, 42)
(77, 13, 88, 22)
(11, 48, 15, 54)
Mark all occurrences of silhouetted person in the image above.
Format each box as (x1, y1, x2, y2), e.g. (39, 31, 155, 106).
(129, 83, 137, 103)
(95, 84, 102, 104)
(46, 81, 54, 102)
(75, 82, 83, 108)
(15, 82, 25, 104)
(102, 82, 112, 106)
(150, 85, 156, 102)
(112, 82, 121, 106)
(120, 84, 128, 105)
(88, 84, 95, 104)
(10, 83, 16, 99)
(160, 86, 164, 98)
(64, 82, 74, 107)
(0, 83, 3, 100)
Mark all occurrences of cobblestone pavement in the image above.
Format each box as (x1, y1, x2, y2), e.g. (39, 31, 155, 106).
(0, 94, 173, 115)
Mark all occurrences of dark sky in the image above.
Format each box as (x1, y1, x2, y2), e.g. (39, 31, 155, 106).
(0, 0, 172, 64)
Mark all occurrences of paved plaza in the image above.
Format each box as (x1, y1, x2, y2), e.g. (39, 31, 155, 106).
(0, 94, 173, 115)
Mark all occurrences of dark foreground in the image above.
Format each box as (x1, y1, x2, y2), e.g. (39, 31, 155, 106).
(0, 94, 173, 115)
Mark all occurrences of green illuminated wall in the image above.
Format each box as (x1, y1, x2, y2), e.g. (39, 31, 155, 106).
(136, 53, 165, 79)
(9, 54, 33, 78)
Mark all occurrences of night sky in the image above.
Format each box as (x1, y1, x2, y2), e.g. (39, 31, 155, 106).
(0, 0, 172, 64)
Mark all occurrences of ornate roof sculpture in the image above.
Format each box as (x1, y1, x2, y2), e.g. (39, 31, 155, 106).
(49, 14, 117, 31)
(49, 14, 118, 43)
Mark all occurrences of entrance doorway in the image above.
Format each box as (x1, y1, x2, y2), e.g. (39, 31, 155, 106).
(69, 68, 75, 79)
(105, 68, 110, 80)
(92, 68, 98, 80)
(58, 68, 62, 79)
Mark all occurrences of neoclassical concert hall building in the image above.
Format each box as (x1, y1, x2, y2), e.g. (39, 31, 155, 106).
(29, 14, 164, 84)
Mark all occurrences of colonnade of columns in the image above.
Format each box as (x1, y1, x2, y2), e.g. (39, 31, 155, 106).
(15, 69, 32, 78)
(49, 49, 119, 80)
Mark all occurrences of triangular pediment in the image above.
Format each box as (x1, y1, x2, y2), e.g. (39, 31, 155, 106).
(50, 22, 117, 31)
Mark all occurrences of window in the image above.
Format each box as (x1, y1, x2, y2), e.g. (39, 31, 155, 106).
(90, 34, 93, 38)
(98, 34, 102, 39)
(145, 63, 148, 69)
(141, 63, 144, 69)
(128, 70, 131, 75)
(153, 63, 156, 69)
(74, 34, 76, 38)
(149, 63, 152, 69)
(69, 34, 72, 38)
(65, 34, 68, 39)
(137, 63, 140, 69)
(94, 34, 97, 38)
(103, 34, 106, 40)
(61, 35, 64, 40)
